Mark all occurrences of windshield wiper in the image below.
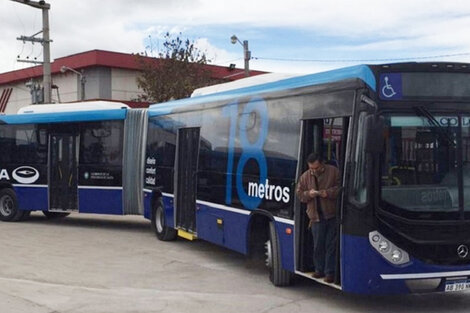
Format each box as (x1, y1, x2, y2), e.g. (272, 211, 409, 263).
(413, 106, 456, 147)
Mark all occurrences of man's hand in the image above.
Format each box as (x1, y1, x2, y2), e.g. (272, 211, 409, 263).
(319, 190, 328, 198)
(308, 189, 318, 198)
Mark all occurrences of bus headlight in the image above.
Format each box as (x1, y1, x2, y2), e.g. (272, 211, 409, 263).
(369, 231, 410, 265)
(379, 240, 390, 253)
(391, 249, 402, 262)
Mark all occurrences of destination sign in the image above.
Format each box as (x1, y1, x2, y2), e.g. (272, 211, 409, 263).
(379, 72, 470, 100)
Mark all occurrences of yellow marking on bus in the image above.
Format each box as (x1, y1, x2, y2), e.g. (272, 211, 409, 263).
(216, 218, 223, 225)
(177, 229, 197, 241)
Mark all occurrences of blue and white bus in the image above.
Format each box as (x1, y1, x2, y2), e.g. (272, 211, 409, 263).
(3, 63, 470, 295)
(142, 62, 470, 294)
(0, 101, 148, 220)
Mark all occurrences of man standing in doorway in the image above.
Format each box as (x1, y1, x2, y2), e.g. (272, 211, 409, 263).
(296, 153, 340, 284)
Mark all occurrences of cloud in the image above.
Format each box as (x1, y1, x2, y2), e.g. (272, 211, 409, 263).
(194, 38, 239, 65)
(1, 0, 470, 75)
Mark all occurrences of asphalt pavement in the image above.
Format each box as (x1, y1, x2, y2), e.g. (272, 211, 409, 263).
(1, 212, 470, 313)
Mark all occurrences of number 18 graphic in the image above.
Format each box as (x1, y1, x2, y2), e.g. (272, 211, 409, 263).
(222, 97, 268, 210)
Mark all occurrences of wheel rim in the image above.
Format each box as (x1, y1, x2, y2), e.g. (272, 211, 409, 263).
(265, 240, 273, 268)
(0, 195, 13, 217)
(155, 206, 164, 233)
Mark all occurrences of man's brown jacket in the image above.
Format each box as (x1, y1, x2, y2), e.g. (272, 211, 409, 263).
(296, 164, 341, 226)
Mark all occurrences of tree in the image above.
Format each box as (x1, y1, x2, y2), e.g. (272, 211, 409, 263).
(136, 33, 221, 103)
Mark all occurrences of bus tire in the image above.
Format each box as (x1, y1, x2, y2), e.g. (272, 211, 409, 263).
(266, 221, 292, 286)
(151, 199, 177, 241)
(0, 188, 26, 222)
(42, 211, 70, 219)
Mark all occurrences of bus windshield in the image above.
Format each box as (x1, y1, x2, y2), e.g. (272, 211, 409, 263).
(380, 112, 470, 220)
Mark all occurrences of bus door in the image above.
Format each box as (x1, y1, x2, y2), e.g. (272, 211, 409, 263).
(175, 127, 200, 234)
(49, 132, 79, 211)
(294, 117, 349, 284)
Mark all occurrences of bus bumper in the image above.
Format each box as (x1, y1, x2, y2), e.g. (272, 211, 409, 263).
(341, 234, 470, 294)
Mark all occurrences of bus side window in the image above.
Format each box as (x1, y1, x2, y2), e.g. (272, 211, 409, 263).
(12, 125, 48, 165)
(351, 112, 368, 204)
(80, 121, 123, 166)
(0, 125, 13, 164)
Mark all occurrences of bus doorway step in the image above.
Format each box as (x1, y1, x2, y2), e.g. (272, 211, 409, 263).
(177, 229, 197, 241)
(295, 271, 342, 290)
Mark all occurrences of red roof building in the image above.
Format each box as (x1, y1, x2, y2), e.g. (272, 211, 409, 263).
(0, 50, 266, 114)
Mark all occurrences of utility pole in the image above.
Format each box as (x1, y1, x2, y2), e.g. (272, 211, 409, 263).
(12, 0, 52, 104)
(230, 35, 251, 77)
(242, 40, 250, 77)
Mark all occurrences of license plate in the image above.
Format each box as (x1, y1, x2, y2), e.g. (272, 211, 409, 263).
(445, 281, 470, 292)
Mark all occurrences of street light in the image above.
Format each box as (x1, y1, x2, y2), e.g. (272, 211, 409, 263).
(60, 65, 86, 101)
(231, 35, 251, 77)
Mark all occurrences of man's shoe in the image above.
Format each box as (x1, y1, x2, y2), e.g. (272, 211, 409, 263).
(312, 272, 325, 279)
(324, 275, 334, 284)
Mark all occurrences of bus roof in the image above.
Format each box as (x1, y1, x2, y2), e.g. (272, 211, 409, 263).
(191, 73, 300, 97)
(148, 64, 376, 117)
(17, 101, 129, 114)
(0, 101, 129, 125)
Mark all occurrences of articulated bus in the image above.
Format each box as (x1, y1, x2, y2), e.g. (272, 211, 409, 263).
(2, 64, 470, 294)
(0, 101, 148, 220)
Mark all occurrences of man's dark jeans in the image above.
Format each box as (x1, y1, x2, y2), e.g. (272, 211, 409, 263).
(311, 217, 337, 276)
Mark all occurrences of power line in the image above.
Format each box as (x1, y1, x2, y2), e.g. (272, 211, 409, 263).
(214, 57, 243, 65)
(252, 52, 470, 63)
(226, 57, 243, 63)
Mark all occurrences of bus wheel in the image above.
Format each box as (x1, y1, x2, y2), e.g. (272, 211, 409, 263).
(151, 199, 177, 241)
(0, 188, 26, 222)
(42, 211, 70, 219)
(265, 221, 292, 286)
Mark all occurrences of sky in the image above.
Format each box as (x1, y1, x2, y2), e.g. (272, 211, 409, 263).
(2, 0, 470, 75)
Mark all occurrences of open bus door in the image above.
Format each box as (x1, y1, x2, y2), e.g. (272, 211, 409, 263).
(294, 116, 350, 287)
(174, 127, 200, 239)
(48, 130, 79, 212)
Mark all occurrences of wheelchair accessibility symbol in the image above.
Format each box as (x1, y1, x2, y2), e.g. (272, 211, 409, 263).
(381, 76, 396, 98)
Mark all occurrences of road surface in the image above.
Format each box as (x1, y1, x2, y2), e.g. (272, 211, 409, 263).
(0, 213, 469, 312)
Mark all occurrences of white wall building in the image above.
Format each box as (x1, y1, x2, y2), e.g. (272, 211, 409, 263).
(0, 50, 265, 114)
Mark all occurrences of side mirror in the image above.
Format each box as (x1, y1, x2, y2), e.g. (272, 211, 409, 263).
(364, 114, 385, 153)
